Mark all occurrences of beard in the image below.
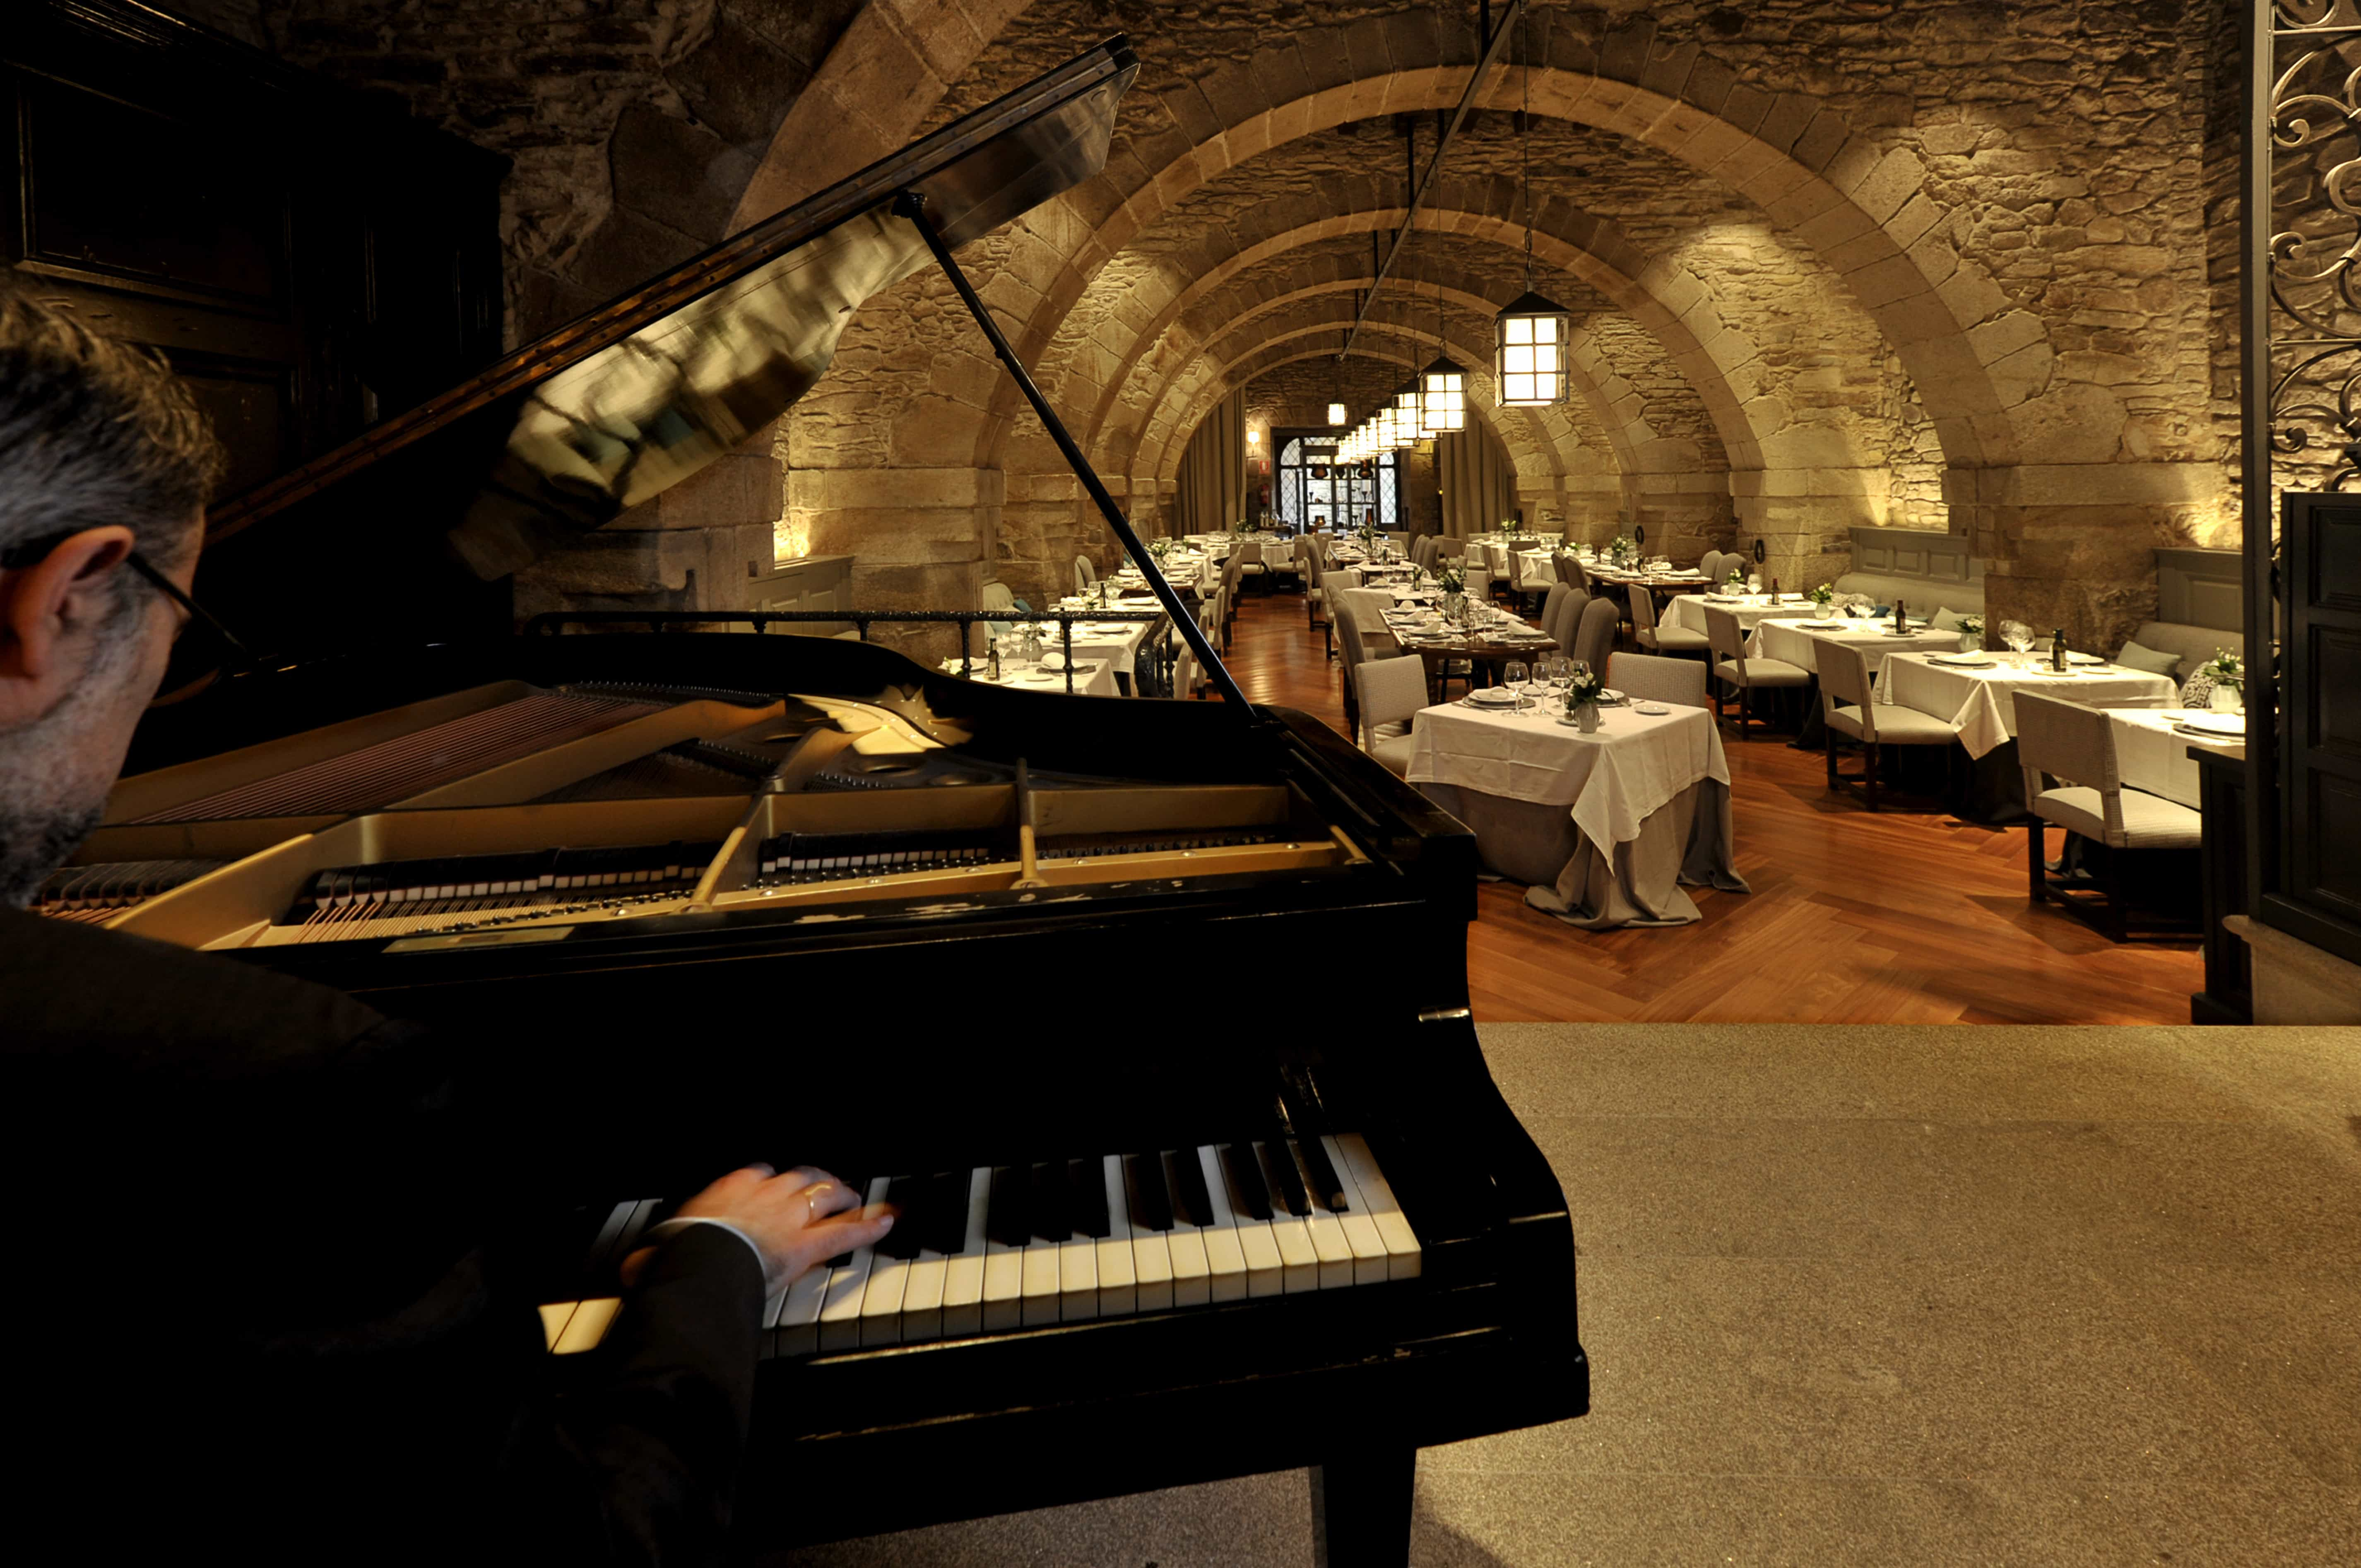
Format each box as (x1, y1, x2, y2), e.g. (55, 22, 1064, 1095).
(0, 794, 104, 909)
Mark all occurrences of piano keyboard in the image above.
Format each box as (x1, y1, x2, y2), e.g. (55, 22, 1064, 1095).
(260, 841, 722, 944)
(538, 1134, 1418, 1359)
(34, 858, 229, 923)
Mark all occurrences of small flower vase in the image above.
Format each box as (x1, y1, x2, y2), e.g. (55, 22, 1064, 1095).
(1443, 591, 1468, 623)
(1961, 632, 1983, 653)
(1574, 702, 1601, 733)
(2209, 680, 2243, 714)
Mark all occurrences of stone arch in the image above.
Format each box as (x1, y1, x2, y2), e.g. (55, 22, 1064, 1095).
(1108, 270, 1644, 489)
(1064, 197, 1755, 476)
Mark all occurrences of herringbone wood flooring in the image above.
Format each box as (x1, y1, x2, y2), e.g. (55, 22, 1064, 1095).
(1216, 587, 2206, 1024)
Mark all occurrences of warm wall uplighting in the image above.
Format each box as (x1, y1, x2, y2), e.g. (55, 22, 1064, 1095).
(1247, 428, 1261, 448)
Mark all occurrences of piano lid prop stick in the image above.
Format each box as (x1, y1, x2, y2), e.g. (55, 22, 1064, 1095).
(1013, 758, 1045, 889)
(893, 188, 1249, 714)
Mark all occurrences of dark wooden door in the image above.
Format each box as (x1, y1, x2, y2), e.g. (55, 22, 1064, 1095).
(2, 0, 505, 503)
(2274, 493, 2361, 965)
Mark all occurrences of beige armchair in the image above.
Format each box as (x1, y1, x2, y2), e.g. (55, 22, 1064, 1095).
(2014, 691, 2202, 940)
(1817, 642, 1954, 811)
(1702, 603, 1807, 739)
(1357, 654, 1428, 777)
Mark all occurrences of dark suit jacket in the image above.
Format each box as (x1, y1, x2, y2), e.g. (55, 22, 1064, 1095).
(0, 907, 763, 1565)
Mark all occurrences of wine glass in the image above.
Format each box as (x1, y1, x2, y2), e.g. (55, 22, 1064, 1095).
(2000, 619, 2034, 666)
(1503, 659, 1531, 712)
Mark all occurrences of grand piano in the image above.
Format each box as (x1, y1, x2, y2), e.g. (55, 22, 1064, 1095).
(54, 36, 1587, 1563)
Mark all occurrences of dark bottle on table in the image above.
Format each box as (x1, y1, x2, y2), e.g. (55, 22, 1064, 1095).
(2051, 628, 2067, 671)
(988, 634, 1001, 682)
(1894, 596, 1906, 633)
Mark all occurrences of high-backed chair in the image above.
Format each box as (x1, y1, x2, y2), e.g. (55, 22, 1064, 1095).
(2015, 691, 2202, 940)
(1546, 586, 1586, 656)
(1436, 536, 1467, 559)
(1340, 587, 1400, 654)
(1571, 595, 1619, 675)
(1357, 654, 1429, 777)
(1702, 602, 1807, 739)
(1630, 582, 1709, 658)
(1072, 554, 1097, 595)
(1412, 535, 1436, 570)
(1332, 594, 1373, 733)
(1538, 582, 1572, 644)
(1696, 549, 1731, 586)
(1606, 651, 1709, 708)
(1234, 538, 1265, 593)
(1300, 538, 1331, 653)
(1817, 642, 1955, 811)
(1554, 552, 1590, 594)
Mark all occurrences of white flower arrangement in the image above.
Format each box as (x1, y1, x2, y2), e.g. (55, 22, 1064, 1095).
(1808, 583, 1836, 608)
(1958, 613, 1984, 635)
(2205, 648, 2243, 683)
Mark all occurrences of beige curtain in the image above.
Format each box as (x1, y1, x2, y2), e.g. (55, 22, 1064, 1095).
(1173, 390, 1247, 536)
(1437, 418, 1518, 537)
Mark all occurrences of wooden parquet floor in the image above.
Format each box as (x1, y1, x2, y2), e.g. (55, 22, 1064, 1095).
(1216, 587, 2207, 1024)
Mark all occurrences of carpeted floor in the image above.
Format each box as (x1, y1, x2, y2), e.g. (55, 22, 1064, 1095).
(759, 1025, 2361, 1566)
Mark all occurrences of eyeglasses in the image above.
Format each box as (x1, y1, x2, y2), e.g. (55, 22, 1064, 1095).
(0, 531, 259, 697)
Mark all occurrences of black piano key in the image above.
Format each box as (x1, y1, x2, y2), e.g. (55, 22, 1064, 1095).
(1122, 1151, 1173, 1233)
(1259, 1139, 1310, 1217)
(1220, 1141, 1273, 1221)
(986, 1164, 1029, 1249)
(1069, 1157, 1109, 1239)
(926, 1168, 974, 1256)
(1029, 1160, 1069, 1243)
(1291, 1133, 1350, 1213)
(875, 1174, 926, 1259)
(1164, 1147, 1214, 1229)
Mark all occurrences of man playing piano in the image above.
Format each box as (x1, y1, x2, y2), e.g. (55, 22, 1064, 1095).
(0, 287, 892, 1561)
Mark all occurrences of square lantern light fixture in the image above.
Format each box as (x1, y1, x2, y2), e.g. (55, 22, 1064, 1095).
(1495, 291, 1572, 408)
(1420, 356, 1467, 435)
(1327, 402, 1348, 426)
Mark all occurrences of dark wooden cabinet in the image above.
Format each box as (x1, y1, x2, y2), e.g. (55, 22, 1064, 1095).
(2, 0, 505, 502)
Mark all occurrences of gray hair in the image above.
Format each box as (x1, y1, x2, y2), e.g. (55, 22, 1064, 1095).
(0, 282, 223, 608)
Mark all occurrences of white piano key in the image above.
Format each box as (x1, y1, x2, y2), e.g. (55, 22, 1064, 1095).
(981, 1168, 1025, 1332)
(1093, 1155, 1137, 1317)
(817, 1176, 891, 1352)
(1161, 1152, 1212, 1308)
(1258, 1143, 1323, 1294)
(771, 1258, 830, 1359)
(859, 1234, 913, 1347)
(542, 1200, 637, 1349)
(1335, 1133, 1422, 1280)
(1123, 1157, 1174, 1312)
(1056, 1227, 1099, 1323)
(1215, 1149, 1286, 1299)
(940, 1165, 992, 1339)
(1321, 1133, 1391, 1287)
(1302, 1198, 1357, 1290)
(1192, 1145, 1251, 1304)
(1019, 1227, 1062, 1326)
(552, 1295, 622, 1355)
(899, 1243, 947, 1346)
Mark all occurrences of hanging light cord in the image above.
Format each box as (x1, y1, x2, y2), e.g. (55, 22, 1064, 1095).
(1519, 6, 1533, 292)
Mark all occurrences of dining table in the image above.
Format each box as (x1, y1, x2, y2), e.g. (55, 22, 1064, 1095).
(942, 652, 1121, 697)
(1383, 606, 1558, 699)
(1663, 592, 1810, 638)
(1880, 650, 2179, 758)
(1404, 691, 1750, 928)
(2106, 707, 2247, 808)
(1750, 614, 1966, 673)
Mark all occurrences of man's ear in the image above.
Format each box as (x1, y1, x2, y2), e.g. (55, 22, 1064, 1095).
(0, 527, 140, 721)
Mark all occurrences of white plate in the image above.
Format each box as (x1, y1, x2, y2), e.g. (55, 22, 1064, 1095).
(2178, 712, 2245, 736)
(1466, 689, 1520, 707)
(1929, 653, 1995, 667)
(1632, 701, 1671, 715)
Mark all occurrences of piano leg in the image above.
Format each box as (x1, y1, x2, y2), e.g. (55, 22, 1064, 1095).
(1309, 1445, 1414, 1567)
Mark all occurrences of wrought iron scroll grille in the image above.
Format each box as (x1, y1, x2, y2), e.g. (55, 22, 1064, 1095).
(2262, 1, 2361, 486)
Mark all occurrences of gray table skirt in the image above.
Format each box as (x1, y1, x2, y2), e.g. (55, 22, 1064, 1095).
(1416, 778, 1751, 929)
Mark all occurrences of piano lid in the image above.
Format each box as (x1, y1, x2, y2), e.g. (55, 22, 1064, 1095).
(203, 37, 1137, 594)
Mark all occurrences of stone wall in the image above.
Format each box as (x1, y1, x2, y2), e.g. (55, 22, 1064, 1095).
(251, 0, 861, 344)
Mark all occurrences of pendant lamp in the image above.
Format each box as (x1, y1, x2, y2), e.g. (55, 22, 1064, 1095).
(1494, 11, 1571, 409)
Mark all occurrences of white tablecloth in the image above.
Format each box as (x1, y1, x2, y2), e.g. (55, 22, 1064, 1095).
(1663, 593, 1809, 637)
(1039, 614, 1155, 676)
(1751, 616, 1964, 674)
(2109, 709, 2245, 808)
(1881, 653, 2177, 758)
(1406, 697, 1728, 855)
(948, 657, 1121, 697)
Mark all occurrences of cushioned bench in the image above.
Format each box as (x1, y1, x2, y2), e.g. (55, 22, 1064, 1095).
(1832, 571, 1985, 617)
